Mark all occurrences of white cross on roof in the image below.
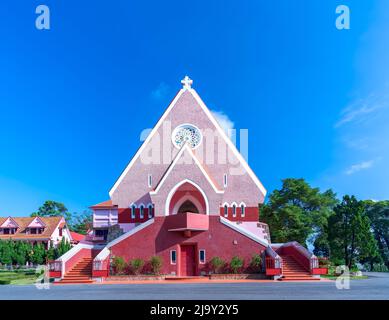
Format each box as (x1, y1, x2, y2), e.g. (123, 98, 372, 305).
(181, 75, 193, 89)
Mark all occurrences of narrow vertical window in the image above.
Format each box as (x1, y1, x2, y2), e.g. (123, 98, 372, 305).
(232, 204, 237, 217)
(224, 204, 228, 217)
(148, 204, 153, 218)
(240, 204, 245, 217)
(223, 174, 228, 187)
(131, 205, 136, 219)
(199, 250, 206, 264)
(148, 174, 152, 188)
(140, 205, 144, 219)
(170, 250, 177, 264)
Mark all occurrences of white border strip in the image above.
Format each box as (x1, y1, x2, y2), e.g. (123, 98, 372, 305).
(109, 90, 185, 197)
(109, 85, 267, 198)
(106, 218, 155, 248)
(150, 144, 223, 195)
(220, 216, 269, 247)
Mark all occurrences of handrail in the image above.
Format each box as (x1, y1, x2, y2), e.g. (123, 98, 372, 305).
(94, 247, 110, 261)
(265, 246, 283, 271)
(48, 260, 62, 271)
(279, 242, 318, 272)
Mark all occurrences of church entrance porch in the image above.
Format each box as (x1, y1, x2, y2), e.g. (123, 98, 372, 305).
(180, 244, 197, 276)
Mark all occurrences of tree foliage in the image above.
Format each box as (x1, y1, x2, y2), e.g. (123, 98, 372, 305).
(362, 200, 389, 269)
(261, 178, 337, 245)
(328, 195, 379, 268)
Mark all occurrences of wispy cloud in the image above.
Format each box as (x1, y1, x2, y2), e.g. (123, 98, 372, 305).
(151, 82, 170, 101)
(335, 92, 389, 128)
(345, 160, 374, 175)
(211, 110, 234, 137)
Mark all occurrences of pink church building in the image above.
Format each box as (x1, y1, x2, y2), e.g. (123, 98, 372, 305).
(49, 77, 326, 283)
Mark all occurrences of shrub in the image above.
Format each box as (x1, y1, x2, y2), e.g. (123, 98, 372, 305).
(230, 256, 244, 274)
(210, 257, 226, 274)
(130, 258, 145, 275)
(150, 256, 163, 275)
(318, 258, 330, 268)
(0, 280, 11, 285)
(372, 263, 389, 272)
(112, 256, 127, 274)
(249, 254, 262, 273)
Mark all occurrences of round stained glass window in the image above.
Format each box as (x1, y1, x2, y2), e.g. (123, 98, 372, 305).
(172, 124, 202, 149)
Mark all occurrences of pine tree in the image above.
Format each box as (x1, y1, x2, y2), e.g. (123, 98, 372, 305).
(328, 195, 379, 268)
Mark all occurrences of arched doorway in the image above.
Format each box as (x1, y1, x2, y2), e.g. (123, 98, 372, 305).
(177, 200, 199, 214)
(165, 179, 209, 216)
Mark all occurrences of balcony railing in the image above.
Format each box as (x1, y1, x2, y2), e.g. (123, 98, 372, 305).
(166, 212, 209, 232)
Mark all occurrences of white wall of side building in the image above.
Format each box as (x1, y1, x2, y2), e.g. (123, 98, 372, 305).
(93, 209, 118, 228)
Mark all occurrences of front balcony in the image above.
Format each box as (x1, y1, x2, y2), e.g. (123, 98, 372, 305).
(166, 212, 209, 235)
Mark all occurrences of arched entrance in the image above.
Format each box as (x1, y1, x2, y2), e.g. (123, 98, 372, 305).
(165, 179, 209, 216)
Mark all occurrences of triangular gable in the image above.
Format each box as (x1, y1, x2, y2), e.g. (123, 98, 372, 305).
(27, 216, 46, 228)
(109, 78, 267, 198)
(0, 217, 19, 228)
(150, 143, 224, 195)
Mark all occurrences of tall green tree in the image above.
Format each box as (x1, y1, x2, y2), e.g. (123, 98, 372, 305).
(328, 195, 379, 268)
(31, 200, 72, 222)
(0, 240, 13, 265)
(70, 210, 92, 234)
(363, 200, 389, 269)
(261, 178, 337, 246)
(31, 243, 46, 265)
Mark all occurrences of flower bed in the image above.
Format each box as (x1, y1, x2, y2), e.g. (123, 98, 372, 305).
(209, 273, 267, 280)
(107, 275, 165, 281)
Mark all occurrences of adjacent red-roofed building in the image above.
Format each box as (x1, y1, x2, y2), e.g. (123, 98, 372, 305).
(0, 216, 72, 249)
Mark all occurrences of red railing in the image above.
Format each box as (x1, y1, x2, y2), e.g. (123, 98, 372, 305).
(48, 260, 62, 278)
(92, 255, 110, 278)
(48, 260, 62, 271)
(265, 256, 282, 276)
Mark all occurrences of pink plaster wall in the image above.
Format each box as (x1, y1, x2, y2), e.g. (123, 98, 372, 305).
(110, 90, 265, 215)
(110, 216, 266, 275)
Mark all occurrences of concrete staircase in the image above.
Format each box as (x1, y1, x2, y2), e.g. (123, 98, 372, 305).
(279, 255, 319, 281)
(59, 257, 94, 284)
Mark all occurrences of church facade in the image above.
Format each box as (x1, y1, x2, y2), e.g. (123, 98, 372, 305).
(49, 77, 325, 282)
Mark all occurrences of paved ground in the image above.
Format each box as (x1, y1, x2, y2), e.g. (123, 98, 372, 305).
(0, 273, 388, 300)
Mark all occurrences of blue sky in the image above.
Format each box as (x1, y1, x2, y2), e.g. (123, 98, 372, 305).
(0, 0, 388, 216)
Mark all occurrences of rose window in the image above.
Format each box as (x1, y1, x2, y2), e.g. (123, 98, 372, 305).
(172, 124, 202, 149)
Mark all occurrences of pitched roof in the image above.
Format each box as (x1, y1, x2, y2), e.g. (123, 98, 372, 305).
(90, 200, 117, 209)
(109, 82, 267, 198)
(69, 231, 85, 242)
(150, 143, 224, 195)
(0, 216, 64, 240)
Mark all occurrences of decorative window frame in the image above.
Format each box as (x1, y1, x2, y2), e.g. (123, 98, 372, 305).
(171, 123, 203, 150)
(130, 203, 137, 219)
(223, 174, 228, 188)
(148, 174, 152, 188)
(199, 249, 206, 264)
(231, 202, 237, 218)
(239, 202, 246, 218)
(147, 203, 153, 218)
(139, 203, 145, 219)
(222, 202, 229, 218)
(170, 250, 177, 265)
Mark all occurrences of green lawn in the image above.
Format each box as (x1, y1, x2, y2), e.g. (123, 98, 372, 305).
(0, 270, 41, 285)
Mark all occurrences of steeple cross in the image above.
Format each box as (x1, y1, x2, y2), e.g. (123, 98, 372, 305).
(181, 75, 193, 89)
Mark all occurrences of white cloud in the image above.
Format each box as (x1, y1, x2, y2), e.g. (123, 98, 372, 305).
(211, 110, 234, 137)
(335, 93, 389, 128)
(345, 160, 374, 175)
(151, 82, 170, 101)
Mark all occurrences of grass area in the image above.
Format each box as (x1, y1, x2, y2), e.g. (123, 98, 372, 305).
(0, 270, 41, 285)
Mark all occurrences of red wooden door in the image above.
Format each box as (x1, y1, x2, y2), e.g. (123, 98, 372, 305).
(180, 245, 196, 276)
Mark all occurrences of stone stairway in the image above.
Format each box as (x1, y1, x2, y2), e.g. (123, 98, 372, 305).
(59, 257, 94, 284)
(279, 255, 319, 281)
